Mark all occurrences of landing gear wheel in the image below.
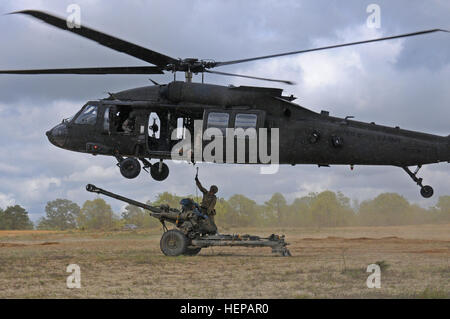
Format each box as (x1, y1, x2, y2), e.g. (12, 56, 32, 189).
(150, 162, 169, 181)
(120, 158, 141, 179)
(402, 166, 434, 199)
(183, 247, 202, 256)
(420, 185, 434, 198)
(160, 229, 188, 256)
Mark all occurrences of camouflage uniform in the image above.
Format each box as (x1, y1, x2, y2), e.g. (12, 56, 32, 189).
(195, 178, 218, 234)
(122, 118, 134, 133)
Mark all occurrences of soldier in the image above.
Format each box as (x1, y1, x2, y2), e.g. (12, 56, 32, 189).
(195, 175, 218, 234)
(121, 112, 136, 133)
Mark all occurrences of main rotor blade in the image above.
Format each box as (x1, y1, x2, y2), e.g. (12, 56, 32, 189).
(205, 70, 295, 85)
(11, 10, 177, 68)
(0, 66, 164, 75)
(214, 29, 450, 67)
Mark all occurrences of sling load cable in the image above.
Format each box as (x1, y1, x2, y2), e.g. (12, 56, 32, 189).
(194, 166, 199, 203)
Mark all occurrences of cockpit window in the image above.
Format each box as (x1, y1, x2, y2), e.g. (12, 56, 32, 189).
(75, 105, 98, 125)
(62, 114, 75, 123)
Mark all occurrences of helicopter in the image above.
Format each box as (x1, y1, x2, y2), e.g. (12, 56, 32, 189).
(1, 10, 449, 198)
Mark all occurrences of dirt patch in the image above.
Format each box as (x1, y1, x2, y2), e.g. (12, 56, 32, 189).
(381, 236, 401, 240)
(39, 242, 59, 246)
(347, 237, 373, 241)
(302, 236, 402, 242)
(0, 243, 27, 248)
(410, 249, 449, 254)
(0, 241, 59, 248)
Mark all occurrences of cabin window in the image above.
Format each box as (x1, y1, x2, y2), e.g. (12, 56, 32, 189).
(103, 107, 110, 132)
(177, 117, 186, 139)
(111, 107, 135, 133)
(148, 112, 161, 139)
(75, 105, 98, 125)
(207, 112, 229, 135)
(235, 113, 258, 129)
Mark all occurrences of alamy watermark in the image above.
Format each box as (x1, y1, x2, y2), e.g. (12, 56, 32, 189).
(66, 264, 81, 288)
(66, 4, 81, 29)
(366, 264, 381, 288)
(366, 4, 381, 29)
(170, 120, 280, 174)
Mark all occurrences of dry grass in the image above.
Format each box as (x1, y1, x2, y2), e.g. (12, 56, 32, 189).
(0, 230, 60, 237)
(0, 225, 449, 298)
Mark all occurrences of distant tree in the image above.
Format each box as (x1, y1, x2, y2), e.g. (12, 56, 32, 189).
(409, 204, 431, 224)
(289, 193, 317, 226)
(152, 192, 185, 208)
(264, 193, 288, 226)
(214, 197, 234, 228)
(74, 189, 450, 230)
(78, 198, 115, 230)
(358, 193, 412, 226)
(37, 199, 80, 230)
(310, 191, 334, 227)
(0, 207, 7, 229)
(308, 191, 355, 228)
(121, 204, 145, 225)
(336, 191, 356, 226)
(143, 201, 164, 228)
(0, 205, 34, 230)
(435, 196, 450, 222)
(228, 194, 260, 227)
(121, 204, 159, 228)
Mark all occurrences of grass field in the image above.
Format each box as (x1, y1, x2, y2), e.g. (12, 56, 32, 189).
(0, 224, 449, 298)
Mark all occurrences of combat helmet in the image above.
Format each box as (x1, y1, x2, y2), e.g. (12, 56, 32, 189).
(210, 185, 218, 194)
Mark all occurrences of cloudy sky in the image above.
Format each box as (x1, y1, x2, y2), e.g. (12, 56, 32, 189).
(0, 0, 449, 222)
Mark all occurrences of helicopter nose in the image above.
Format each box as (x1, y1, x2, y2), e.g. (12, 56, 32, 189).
(46, 123, 68, 147)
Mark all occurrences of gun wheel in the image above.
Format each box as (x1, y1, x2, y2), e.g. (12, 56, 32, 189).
(160, 229, 188, 256)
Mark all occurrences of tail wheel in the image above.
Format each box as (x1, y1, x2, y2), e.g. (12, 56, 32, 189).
(160, 229, 188, 256)
(183, 247, 202, 256)
(150, 162, 169, 181)
(120, 158, 141, 179)
(402, 166, 434, 199)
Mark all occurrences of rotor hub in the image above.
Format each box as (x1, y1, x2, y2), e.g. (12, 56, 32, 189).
(166, 58, 216, 73)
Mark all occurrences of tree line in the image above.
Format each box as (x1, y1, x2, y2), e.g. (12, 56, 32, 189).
(1, 191, 449, 231)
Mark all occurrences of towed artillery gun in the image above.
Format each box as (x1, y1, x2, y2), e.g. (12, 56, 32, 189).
(86, 184, 291, 256)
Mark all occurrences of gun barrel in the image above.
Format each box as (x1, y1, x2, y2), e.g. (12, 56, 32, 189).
(85, 184, 162, 214)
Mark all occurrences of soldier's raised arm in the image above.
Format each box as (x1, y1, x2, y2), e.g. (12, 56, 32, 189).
(195, 176, 208, 194)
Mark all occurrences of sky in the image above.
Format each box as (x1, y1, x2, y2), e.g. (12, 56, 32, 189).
(0, 0, 449, 222)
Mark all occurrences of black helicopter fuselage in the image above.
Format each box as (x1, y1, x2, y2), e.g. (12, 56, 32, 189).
(47, 81, 449, 168)
(3, 10, 448, 198)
